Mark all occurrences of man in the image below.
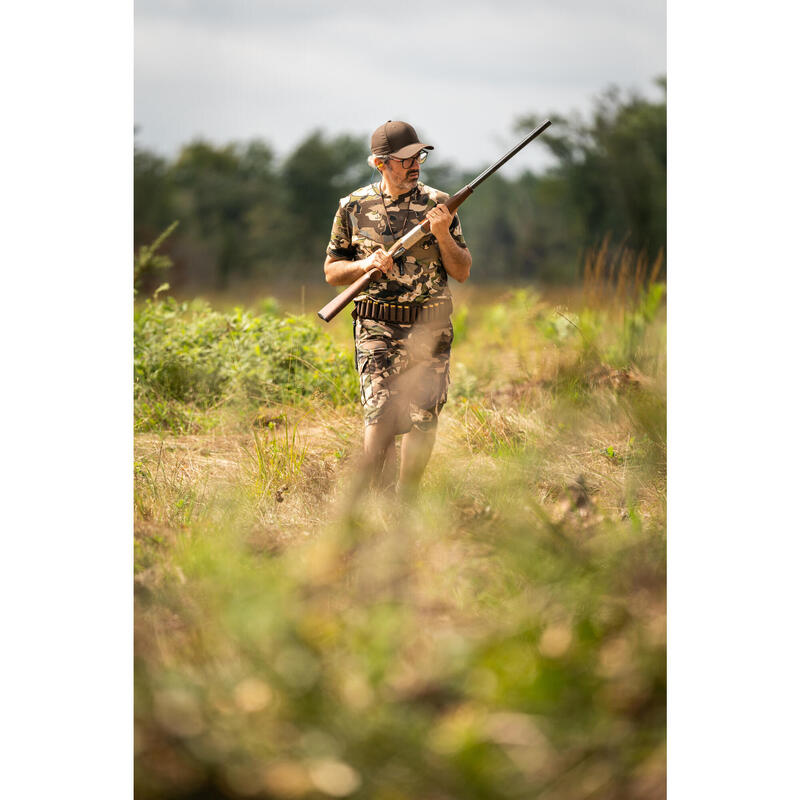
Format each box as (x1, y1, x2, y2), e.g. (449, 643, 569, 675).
(324, 120, 472, 495)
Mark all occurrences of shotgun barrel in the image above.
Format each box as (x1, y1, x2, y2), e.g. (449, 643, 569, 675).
(317, 119, 551, 323)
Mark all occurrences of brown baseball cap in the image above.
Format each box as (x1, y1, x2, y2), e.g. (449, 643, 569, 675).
(370, 120, 434, 158)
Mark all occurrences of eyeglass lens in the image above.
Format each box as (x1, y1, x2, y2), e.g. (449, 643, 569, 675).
(399, 151, 428, 168)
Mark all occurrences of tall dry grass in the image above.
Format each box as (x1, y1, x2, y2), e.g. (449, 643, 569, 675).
(134, 276, 666, 799)
(582, 234, 664, 312)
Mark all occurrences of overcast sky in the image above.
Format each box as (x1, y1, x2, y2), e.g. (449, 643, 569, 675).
(134, 0, 665, 173)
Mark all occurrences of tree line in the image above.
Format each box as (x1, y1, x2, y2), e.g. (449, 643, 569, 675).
(135, 78, 665, 292)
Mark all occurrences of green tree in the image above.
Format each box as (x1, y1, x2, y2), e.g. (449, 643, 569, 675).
(517, 77, 666, 262)
(281, 130, 373, 266)
(171, 141, 247, 287)
(134, 137, 176, 247)
(455, 171, 583, 283)
(170, 139, 291, 287)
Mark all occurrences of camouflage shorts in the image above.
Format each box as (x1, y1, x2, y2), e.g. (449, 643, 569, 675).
(354, 316, 454, 434)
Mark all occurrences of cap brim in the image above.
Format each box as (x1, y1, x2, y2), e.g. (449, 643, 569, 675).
(390, 142, 434, 158)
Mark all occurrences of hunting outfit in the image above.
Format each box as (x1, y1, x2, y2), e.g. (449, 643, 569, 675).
(326, 181, 469, 434)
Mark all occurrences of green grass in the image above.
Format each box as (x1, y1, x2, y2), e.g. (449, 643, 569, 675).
(134, 283, 666, 799)
(134, 297, 358, 433)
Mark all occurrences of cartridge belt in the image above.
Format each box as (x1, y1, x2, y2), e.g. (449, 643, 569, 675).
(354, 297, 453, 324)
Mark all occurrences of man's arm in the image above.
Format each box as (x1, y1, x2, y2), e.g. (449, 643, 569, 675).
(324, 249, 394, 286)
(427, 204, 472, 283)
(324, 200, 395, 285)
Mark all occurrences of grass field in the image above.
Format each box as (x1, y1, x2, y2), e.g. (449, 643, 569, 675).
(134, 277, 666, 799)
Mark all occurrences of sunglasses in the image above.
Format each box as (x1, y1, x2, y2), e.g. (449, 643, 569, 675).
(388, 151, 428, 169)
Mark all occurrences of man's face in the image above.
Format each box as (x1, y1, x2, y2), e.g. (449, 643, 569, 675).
(382, 152, 423, 191)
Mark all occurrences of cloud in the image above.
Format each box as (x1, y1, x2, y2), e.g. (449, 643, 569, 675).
(134, 0, 665, 170)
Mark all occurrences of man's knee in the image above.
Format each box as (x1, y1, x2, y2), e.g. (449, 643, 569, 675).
(410, 416, 438, 434)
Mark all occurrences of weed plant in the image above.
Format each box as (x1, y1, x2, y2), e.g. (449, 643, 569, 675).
(135, 297, 358, 432)
(134, 274, 666, 799)
(249, 423, 309, 501)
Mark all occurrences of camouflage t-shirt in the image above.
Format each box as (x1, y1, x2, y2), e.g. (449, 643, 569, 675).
(326, 181, 468, 305)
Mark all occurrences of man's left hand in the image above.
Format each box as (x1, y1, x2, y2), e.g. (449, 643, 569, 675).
(427, 203, 453, 241)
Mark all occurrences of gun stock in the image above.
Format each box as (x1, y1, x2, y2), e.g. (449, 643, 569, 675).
(317, 268, 381, 322)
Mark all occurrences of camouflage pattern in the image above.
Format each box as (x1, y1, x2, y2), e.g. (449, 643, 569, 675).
(354, 316, 453, 434)
(326, 181, 468, 305)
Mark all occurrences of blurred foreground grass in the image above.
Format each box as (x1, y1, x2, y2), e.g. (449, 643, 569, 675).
(134, 281, 666, 799)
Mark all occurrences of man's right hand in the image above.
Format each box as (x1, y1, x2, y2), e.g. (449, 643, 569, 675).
(362, 248, 394, 276)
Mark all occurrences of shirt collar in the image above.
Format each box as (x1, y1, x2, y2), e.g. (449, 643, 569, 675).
(375, 183, 419, 203)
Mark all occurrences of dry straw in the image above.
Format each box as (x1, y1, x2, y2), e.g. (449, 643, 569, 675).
(583, 234, 665, 312)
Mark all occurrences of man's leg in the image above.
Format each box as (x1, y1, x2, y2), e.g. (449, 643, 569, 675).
(398, 421, 438, 497)
(363, 418, 398, 491)
(381, 434, 398, 488)
(395, 318, 452, 498)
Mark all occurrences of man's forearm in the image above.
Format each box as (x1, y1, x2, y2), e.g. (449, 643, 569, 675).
(324, 256, 370, 286)
(324, 248, 396, 286)
(435, 232, 472, 283)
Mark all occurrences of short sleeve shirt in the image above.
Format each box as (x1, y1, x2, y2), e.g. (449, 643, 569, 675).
(326, 181, 468, 305)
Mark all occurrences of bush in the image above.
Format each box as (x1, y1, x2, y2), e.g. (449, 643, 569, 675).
(134, 298, 358, 431)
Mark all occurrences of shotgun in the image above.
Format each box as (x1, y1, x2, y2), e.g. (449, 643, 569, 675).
(317, 119, 551, 322)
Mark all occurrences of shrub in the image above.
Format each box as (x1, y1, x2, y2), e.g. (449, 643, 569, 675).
(134, 298, 358, 431)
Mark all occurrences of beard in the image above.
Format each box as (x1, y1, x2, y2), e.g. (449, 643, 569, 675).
(382, 164, 420, 197)
(400, 170, 419, 190)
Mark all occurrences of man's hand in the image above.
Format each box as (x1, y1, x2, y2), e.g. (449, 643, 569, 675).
(323, 248, 394, 286)
(426, 203, 472, 283)
(426, 203, 454, 241)
(362, 248, 394, 276)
